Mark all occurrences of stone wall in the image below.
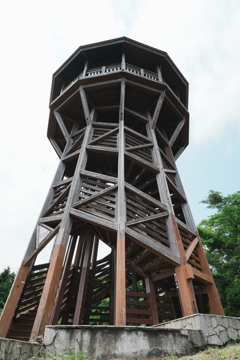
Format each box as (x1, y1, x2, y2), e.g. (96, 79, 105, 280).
(44, 325, 206, 359)
(0, 337, 43, 360)
(154, 314, 240, 346)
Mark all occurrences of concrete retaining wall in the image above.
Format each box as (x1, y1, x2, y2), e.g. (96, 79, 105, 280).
(44, 325, 206, 359)
(0, 337, 43, 360)
(154, 314, 240, 346)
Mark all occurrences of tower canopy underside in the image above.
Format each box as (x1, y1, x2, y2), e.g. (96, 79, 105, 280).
(0, 37, 224, 342)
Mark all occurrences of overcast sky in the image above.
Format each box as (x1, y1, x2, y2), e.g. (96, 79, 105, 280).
(0, 0, 239, 273)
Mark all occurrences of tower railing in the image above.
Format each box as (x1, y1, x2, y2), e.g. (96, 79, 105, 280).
(59, 63, 165, 97)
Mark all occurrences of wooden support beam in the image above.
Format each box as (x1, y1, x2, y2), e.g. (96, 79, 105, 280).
(54, 111, 70, 142)
(114, 80, 126, 325)
(195, 236, 225, 315)
(152, 91, 165, 129)
(175, 265, 198, 316)
(169, 119, 185, 147)
(24, 225, 60, 265)
(185, 237, 199, 261)
(125, 107, 148, 123)
(79, 86, 91, 125)
(151, 269, 175, 283)
(125, 151, 159, 174)
(145, 280, 159, 325)
(30, 244, 66, 339)
(73, 232, 94, 324)
(126, 257, 147, 279)
(125, 227, 180, 266)
(50, 138, 63, 158)
(51, 235, 77, 324)
(192, 267, 213, 284)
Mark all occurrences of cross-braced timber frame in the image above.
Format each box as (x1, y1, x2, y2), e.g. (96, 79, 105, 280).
(0, 37, 224, 342)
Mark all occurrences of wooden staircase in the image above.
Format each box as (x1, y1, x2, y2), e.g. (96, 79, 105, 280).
(6, 263, 49, 341)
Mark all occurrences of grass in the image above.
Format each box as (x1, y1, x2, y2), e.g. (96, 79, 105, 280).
(29, 343, 240, 360)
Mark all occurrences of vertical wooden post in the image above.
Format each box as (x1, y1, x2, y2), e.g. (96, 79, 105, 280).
(83, 237, 99, 324)
(50, 235, 77, 324)
(109, 250, 115, 325)
(175, 265, 198, 316)
(114, 79, 126, 325)
(145, 279, 159, 325)
(196, 239, 224, 315)
(73, 232, 94, 324)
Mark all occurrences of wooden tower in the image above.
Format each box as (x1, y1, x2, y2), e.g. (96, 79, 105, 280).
(0, 37, 224, 342)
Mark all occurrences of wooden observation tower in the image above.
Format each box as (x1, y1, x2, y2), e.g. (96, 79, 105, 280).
(0, 37, 224, 341)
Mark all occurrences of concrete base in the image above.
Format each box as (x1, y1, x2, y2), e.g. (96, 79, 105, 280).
(0, 337, 43, 360)
(154, 314, 240, 346)
(44, 325, 206, 359)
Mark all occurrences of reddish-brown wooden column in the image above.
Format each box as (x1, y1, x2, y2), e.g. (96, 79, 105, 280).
(73, 231, 94, 324)
(147, 114, 197, 318)
(114, 79, 126, 325)
(30, 90, 93, 340)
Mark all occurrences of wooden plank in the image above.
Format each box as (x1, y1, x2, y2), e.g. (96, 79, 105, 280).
(176, 219, 197, 238)
(125, 107, 148, 123)
(70, 208, 117, 231)
(89, 127, 118, 145)
(125, 150, 159, 174)
(152, 91, 165, 129)
(39, 214, 63, 224)
(125, 183, 168, 211)
(80, 169, 117, 184)
(73, 184, 117, 208)
(125, 125, 152, 143)
(86, 145, 118, 155)
(126, 227, 180, 266)
(185, 237, 199, 261)
(42, 184, 71, 218)
(126, 143, 153, 151)
(192, 267, 213, 284)
(151, 269, 175, 283)
(126, 212, 168, 226)
(126, 308, 151, 315)
(53, 177, 73, 189)
(126, 299, 150, 306)
(166, 176, 187, 203)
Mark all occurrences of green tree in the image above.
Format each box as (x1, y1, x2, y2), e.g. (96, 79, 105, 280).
(198, 190, 240, 316)
(0, 267, 15, 312)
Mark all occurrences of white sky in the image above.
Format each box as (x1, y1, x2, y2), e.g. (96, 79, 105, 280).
(0, 0, 240, 272)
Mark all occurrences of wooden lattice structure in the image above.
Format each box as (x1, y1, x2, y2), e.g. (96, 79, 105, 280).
(0, 37, 224, 342)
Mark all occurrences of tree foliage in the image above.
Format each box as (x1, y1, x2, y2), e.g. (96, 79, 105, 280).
(0, 267, 15, 311)
(198, 190, 240, 316)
